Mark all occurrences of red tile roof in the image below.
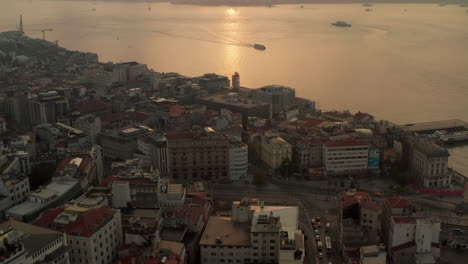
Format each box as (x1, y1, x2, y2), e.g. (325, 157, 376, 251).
(115, 251, 182, 264)
(360, 200, 381, 212)
(164, 193, 210, 224)
(33, 206, 115, 237)
(385, 196, 413, 209)
(392, 217, 416, 224)
(324, 139, 368, 148)
(56, 156, 92, 175)
(101, 111, 151, 124)
(391, 241, 416, 253)
(78, 100, 111, 114)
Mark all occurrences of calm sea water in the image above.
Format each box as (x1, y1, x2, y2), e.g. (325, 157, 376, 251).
(1, 1, 467, 175)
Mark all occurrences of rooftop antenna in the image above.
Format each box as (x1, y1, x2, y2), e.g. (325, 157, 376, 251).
(19, 15, 24, 34)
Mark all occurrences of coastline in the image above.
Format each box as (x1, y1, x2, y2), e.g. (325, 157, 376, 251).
(59, 0, 468, 7)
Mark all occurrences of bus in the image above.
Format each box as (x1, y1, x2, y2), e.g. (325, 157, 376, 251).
(325, 236, 332, 255)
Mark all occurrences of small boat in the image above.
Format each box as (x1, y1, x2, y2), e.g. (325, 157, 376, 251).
(300, 5, 304, 8)
(91, 8, 96, 11)
(253, 44, 266, 50)
(331, 21, 352, 27)
(365, 8, 373, 11)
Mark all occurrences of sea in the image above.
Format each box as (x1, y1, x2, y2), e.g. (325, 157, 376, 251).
(1, 0, 467, 176)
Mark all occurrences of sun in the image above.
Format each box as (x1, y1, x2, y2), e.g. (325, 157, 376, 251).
(226, 8, 238, 16)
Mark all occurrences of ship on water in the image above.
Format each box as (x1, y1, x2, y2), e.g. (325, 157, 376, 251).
(331, 21, 352, 27)
(253, 44, 266, 50)
(435, 130, 468, 143)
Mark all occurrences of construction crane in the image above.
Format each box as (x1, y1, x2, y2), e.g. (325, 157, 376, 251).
(40, 29, 53, 40)
(28, 28, 53, 40)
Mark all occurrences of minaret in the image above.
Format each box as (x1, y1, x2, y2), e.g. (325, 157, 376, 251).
(19, 15, 24, 34)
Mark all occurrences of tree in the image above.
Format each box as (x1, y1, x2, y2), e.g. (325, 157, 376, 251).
(278, 158, 299, 178)
(29, 162, 56, 190)
(253, 171, 267, 187)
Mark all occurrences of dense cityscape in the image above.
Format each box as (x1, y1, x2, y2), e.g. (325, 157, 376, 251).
(0, 27, 467, 264)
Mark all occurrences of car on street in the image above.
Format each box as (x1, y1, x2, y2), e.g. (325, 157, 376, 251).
(373, 191, 383, 196)
(325, 222, 331, 232)
(315, 234, 320, 241)
(317, 221, 321, 228)
(314, 229, 319, 235)
(318, 252, 323, 259)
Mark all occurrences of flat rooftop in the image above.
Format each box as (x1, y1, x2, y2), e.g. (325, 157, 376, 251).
(398, 119, 468, 133)
(200, 216, 250, 246)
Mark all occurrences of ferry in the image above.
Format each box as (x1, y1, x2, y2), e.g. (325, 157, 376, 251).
(331, 21, 352, 27)
(253, 44, 266, 50)
(434, 130, 468, 143)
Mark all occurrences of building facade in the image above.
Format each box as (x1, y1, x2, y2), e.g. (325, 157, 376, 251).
(323, 140, 369, 176)
(229, 140, 248, 180)
(411, 141, 451, 188)
(252, 85, 295, 116)
(34, 206, 123, 264)
(260, 132, 292, 169)
(0, 220, 70, 264)
(163, 128, 230, 181)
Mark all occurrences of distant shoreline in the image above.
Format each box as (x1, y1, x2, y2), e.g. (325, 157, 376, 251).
(61, 0, 468, 6)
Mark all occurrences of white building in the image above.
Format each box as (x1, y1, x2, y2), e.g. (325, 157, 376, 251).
(6, 176, 81, 222)
(33, 206, 123, 264)
(200, 199, 304, 264)
(323, 140, 369, 175)
(260, 132, 292, 169)
(411, 141, 451, 188)
(229, 140, 248, 180)
(388, 216, 440, 264)
(0, 219, 70, 264)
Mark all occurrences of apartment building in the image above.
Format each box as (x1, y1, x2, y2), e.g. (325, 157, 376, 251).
(411, 141, 451, 188)
(34, 206, 123, 264)
(0, 219, 70, 264)
(260, 132, 292, 169)
(200, 199, 304, 264)
(323, 139, 369, 176)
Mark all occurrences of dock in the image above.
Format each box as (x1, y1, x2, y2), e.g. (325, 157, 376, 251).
(398, 119, 468, 134)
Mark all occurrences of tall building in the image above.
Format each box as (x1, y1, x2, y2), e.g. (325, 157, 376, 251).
(100, 127, 147, 161)
(229, 139, 248, 180)
(160, 128, 230, 181)
(0, 219, 70, 264)
(260, 132, 292, 169)
(323, 139, 369, 176)
(33, 206, 123, 264)
(232, 72, 240, 91)
(74, 115, 102, 145)
(252, 85, 295, 116)
(411, 141, 451, 188)
(200, 199, 304, 264)
(148, 134, 170, 177)
(196, 73, 230, 92)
